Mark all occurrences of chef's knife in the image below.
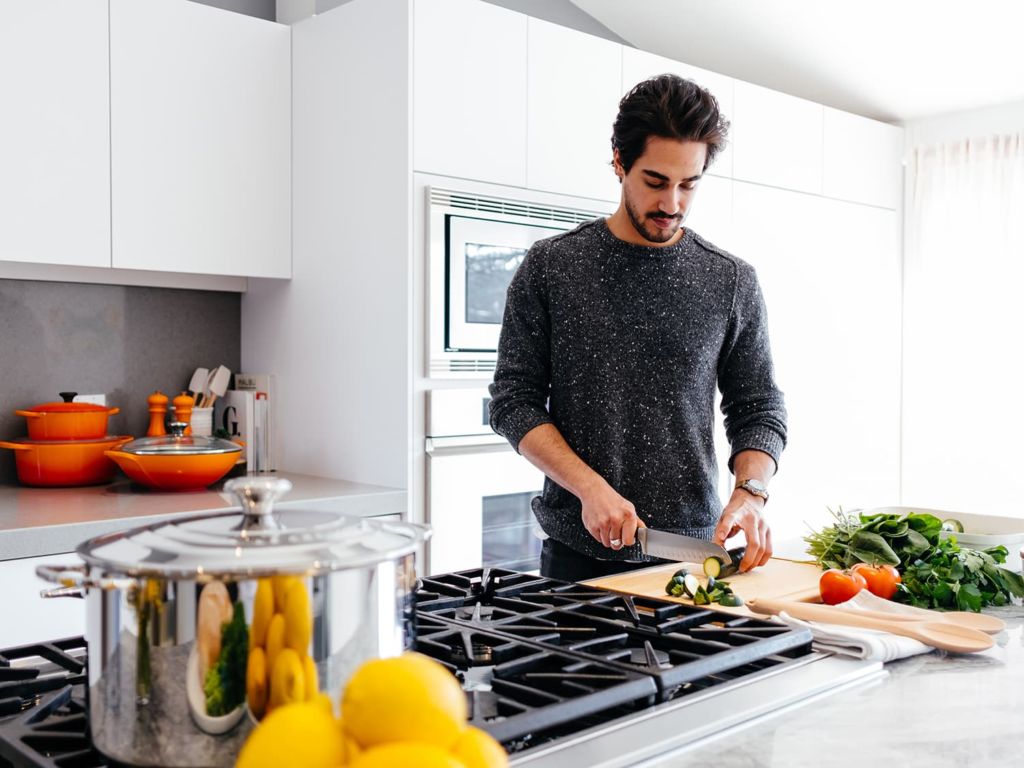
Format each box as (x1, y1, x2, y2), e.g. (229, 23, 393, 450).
(636, 528, 731, 564)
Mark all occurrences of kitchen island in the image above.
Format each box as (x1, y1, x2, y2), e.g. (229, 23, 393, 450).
(634, 603, 1024, 767)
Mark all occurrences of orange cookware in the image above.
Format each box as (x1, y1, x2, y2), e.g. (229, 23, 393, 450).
(15, 392, 120, 441)
(105, 422, 241, 491)
(0, 435, 132, 486)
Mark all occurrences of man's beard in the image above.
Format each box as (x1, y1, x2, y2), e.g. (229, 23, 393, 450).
(624, 194, 683, 244)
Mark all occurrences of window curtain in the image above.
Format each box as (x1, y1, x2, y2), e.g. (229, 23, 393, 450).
(902, 133, 1024, 515)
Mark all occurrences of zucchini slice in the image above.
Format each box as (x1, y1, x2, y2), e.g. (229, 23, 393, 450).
(692, 586, 711, 606)
(672, 567, 690, 579)
(682, 573, 701, 598)
(703, 556, 722, 579)
(718, 593, 744, 608)
(941, 518, 964, 533)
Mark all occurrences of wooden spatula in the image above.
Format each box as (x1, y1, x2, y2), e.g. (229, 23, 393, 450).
(748, 597, 994, 654)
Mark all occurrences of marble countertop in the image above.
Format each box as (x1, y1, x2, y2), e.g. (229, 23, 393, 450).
(0, 472, 406, 560)
(649, 603, 1024, 767)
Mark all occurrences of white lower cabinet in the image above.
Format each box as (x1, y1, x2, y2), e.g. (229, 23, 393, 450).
(0, 553, 85, 648)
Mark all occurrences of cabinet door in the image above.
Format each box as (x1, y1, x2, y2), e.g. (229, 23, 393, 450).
(730, 183, 900, 541)
(527, 19, 622, 203)
(0, 553, 84, 648)
(823, 107, 904, 209)
(732, 81, 823, 195)
(110, 0, 290, 278)
(620, 47, 735, 179)
(414, 0, 527, 187)
(0, 0, 109, 268)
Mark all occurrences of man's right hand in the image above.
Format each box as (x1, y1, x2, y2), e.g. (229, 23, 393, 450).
(580, 481, 645, 550)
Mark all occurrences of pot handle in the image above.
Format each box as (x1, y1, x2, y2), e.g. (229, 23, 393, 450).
(36, 563, 136, 592)
(13, 410, 42, 419)
(107, 407, 121, 416)
(41, 586, 85, 599)
(0, 440, 31, 451)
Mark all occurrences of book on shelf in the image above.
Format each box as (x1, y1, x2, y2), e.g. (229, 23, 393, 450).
(215, 373, 277, 471)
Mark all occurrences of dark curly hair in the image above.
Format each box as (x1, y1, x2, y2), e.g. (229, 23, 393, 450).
(612, 74, 730, 174)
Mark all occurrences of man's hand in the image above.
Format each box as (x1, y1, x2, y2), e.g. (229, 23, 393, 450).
(580, 481, 646, 550)
(713, 490, 772, 572)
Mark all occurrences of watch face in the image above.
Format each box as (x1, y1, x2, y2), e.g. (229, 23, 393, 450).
(743, 479, 767, 492)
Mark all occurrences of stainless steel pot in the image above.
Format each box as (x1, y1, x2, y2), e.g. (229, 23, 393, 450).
(37, 477, 429, 768)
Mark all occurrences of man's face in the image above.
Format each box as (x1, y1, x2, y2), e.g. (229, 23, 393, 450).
(614, 137, 707, 246)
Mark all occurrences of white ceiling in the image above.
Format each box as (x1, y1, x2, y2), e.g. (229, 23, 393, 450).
(570, 0, 1024, 124)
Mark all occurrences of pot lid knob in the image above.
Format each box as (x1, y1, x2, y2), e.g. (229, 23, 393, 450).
(167, 421, 189, 437)
(59, 392, 77, 402)
(225, 476, 294, 532)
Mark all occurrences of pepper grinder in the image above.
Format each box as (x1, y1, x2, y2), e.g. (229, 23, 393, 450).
(146, 391, 169, 437)
(172, 392, 194, 436)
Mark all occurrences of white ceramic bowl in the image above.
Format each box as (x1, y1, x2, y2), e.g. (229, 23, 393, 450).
(186, 645, 245, 735)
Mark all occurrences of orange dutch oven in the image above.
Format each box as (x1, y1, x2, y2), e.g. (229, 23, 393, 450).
(0, 435, 133, 486)
(16, 392, 120, 441)
(105, 422, 242, 491)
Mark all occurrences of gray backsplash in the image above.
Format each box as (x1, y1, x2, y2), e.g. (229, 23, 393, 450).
(0, 279, 240, 485)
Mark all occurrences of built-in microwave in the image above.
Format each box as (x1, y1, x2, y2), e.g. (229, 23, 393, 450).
(426, 186, 612, 377)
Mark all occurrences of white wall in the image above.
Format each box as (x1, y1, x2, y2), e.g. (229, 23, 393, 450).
(902, 99, 1024, 150)
(242, 0, 413, 491)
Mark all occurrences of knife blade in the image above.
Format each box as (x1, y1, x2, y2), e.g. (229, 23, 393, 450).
(636, 528, 731, 565)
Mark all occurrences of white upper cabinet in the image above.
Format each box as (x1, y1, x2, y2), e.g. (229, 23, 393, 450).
(414, 0, 528, 187)
(110, 0, 290, 278)
(527, 19, 622, 203)
(620, 48, 735, 179)
(823, 108, 904, 209)
(732, 81, 824, 195)
(0, 0, 110, 268)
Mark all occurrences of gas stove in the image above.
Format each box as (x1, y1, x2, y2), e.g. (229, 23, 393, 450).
(0, 569, 884, 768)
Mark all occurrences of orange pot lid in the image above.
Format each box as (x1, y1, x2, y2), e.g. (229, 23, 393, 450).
(5, 435, 131, 446)
(24, 402, 111, 414)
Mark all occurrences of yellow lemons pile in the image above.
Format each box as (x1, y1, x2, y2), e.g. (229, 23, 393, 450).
(237, 651, 508, 768)
(246, 576, 317, 718)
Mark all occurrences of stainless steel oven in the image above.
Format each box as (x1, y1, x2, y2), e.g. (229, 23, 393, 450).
(425, 387, 547, 575)
(426, 186, 611, 377)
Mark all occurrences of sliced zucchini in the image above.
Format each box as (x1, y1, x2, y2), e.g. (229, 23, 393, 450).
(672, 568, 690, 579)
(682, 573, 701, 598)
(717, 593, 744, 608)
(665, 579, 676, 596)
(941, 519, 965, 533)
(670, 583, 685, 598)
(692, 586, 711, 606)
(718, 546, 747, 579)
(702, 556, 722, 579)
(705, 575, 717, 592)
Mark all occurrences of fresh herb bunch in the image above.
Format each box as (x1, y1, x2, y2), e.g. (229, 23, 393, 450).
(204, 600, 249, 716)
(805, 509, 1024, 611)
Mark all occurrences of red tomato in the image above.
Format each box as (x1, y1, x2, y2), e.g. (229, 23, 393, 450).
(850, 563, 902, 599)
(819, 569, 867, 605)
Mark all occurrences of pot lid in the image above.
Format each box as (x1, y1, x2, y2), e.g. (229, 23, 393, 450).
(6, 435, 131, 446)
(23, 392, 112, 414)
(118, 422, 241, 455)
(75, 477, 430, 578)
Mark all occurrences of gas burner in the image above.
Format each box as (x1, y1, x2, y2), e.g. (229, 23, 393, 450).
(456, 603, 495, 622)
(627, 641, 671, 668)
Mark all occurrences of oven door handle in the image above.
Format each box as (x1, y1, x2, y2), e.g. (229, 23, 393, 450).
(425, 434, 511, 454)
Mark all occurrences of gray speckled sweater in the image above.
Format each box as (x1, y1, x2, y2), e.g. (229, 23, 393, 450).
(488, 218, 787, 561)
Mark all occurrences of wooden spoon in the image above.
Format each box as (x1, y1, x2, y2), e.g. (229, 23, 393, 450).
(748, 597, 994, 654)
(778, 587, 1006, 634)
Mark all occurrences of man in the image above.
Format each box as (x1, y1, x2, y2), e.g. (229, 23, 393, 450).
(488, 74, 787, 583)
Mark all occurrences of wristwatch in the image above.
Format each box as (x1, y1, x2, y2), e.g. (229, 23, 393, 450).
(737, 478, 769, 504)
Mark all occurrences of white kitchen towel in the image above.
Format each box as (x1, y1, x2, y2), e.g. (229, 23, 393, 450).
(774, 594, 934, 662)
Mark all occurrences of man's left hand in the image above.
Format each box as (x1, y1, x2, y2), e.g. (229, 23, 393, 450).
(712, 490, 772, 572)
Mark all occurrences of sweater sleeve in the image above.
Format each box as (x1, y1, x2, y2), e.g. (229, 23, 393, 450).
(488, 246, 554, 452)
(717, 262, 788, 473)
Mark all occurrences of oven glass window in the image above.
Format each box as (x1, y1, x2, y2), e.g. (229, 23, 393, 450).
(465, 242, 527, 325)
(481, 490, 542, 572)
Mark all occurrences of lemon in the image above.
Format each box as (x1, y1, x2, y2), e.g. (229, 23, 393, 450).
(342, 652, 468, 750)
(302, 653, 319, 700)
(350, 743, 466, 768)
(246, 646, 268, 719)
(339, 718, 362, 764)
(264, 613, 285, 679)
(283, 579, 313, 653)
(236, 700, 345, 768)
(269, 648, 306, 709)
(250, 578, 275, 649)
(452, 726, 508, 768)
(271, 575, 297, 613)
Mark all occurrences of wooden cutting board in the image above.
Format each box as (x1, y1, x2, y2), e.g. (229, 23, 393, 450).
(585, 558, 823, 617)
